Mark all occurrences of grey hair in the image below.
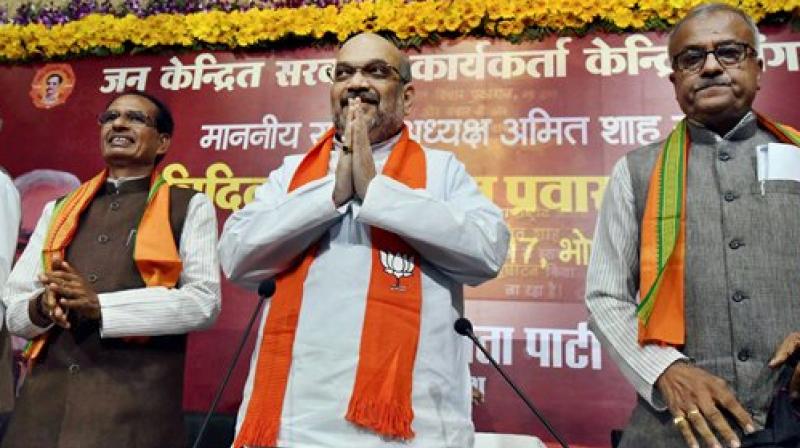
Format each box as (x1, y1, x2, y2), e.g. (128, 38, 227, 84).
(668, 3, 761, 55)
(397, 54, 412, 84)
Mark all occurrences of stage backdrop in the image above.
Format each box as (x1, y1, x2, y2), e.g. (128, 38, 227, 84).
(2, 26, 800, 447)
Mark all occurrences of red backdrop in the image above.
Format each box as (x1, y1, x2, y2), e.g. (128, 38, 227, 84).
(1, 26, 799, 447)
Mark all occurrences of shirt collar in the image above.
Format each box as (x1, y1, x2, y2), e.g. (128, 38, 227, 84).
(687, 111, 757, 144)
(104, 175, 150, 195)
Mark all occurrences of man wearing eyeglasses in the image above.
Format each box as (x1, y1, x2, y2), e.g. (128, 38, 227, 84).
(1, 92, 221, 448)
(586, 3, 800, 448)
(220, 33, 509, 448)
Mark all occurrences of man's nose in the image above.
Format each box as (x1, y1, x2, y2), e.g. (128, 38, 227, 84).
(347, 69, 371, 87)
(699, 52, 725, 76)
(110, 116, 130, 130)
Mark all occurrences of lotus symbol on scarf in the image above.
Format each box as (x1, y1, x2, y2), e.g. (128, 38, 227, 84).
(380, 250, 415, 289)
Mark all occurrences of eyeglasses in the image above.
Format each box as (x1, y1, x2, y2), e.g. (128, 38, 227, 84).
(98, 110, 155, 128)
(671, 41, 757, 73)
(330, 61, 408, 83)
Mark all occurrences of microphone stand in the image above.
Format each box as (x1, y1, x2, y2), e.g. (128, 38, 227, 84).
(456, 317, 570, 448)
(192, 280, 275, 448)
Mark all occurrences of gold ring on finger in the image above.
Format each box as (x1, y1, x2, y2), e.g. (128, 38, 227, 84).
(673, 415, 687, 426)
(687, 409, 701, 417)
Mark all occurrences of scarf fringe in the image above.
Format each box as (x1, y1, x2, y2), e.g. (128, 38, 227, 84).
(345, 397, 415, 440)
(232, 420, 279, 448)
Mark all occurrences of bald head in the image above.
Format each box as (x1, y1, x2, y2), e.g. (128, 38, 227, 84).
(329, 32, 415, 144)
(337, 33, 411, 83)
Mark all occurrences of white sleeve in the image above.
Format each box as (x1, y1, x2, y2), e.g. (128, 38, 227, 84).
(218, 158, 345, 290)
(357, 152, 509, 286)
(4, 202, 54, 338)
(0, 173, 20, 289)
(98, 193, 221, 338)
(584, 157, 687, 409)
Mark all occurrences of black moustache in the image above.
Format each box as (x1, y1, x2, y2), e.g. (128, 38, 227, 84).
(341, 91, 379, 106)
(696, 79, 732, 91)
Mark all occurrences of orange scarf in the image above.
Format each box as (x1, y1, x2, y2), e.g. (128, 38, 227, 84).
(639, 113, 800, 346)
(233, 127, 426, 447)
(24, 169, 182, 363)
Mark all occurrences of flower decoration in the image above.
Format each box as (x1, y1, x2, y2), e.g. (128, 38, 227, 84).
(0, 0, 798, 62)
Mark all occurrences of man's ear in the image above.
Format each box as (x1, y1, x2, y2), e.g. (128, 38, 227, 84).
(156, 134, 171, 157)
(402, 83, 415, 116)
(756, 58, 764, 90)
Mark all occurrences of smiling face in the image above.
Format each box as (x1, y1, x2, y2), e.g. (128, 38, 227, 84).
(99, 94, 170, 175)
(668, 10, 762, 133)
(330, 33, 414, 144)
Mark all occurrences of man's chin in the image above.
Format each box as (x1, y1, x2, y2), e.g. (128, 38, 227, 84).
(692, 96, 740, 116)
(101, 147, 145, 164)
(103, 146, 135, 156)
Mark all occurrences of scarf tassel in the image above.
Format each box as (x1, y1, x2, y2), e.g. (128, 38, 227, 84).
(346, 397, 415, 441)
(232, 420, 280, 448)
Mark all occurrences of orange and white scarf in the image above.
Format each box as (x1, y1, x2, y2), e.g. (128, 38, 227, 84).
(233, 127, 426, 447)
(24, 169, 181, 363)
(638, 113, 800, 346)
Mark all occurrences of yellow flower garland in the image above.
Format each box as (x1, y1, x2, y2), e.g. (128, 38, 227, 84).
(1, 0, 798, 61)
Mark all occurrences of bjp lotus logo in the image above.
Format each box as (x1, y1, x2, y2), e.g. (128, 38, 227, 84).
(380, 250, 415, 290)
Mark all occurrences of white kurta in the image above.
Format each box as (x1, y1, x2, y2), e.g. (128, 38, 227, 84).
(0, 171, 21, 327)
(0, 171, 20, 285)
(219, 137, 509, 448)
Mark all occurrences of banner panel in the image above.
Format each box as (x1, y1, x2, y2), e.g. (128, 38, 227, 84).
(2, 27, 798, 446)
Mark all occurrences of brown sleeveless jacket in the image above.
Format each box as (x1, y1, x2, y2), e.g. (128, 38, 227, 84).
(2, 178, 198, 448)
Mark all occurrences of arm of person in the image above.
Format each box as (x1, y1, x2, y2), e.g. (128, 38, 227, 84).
(218, 157, 346, 290)
(584, 157, 688, 409)
(768, 332, 800, 401)
(4, 201, 54, 338)
(357, 151, 509, 286)
(589, 160, 756, 447)
(97, 193, 221, 338)
(0, 172, 20, 288)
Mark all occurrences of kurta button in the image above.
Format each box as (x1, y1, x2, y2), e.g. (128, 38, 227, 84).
(732, 291, 747, 302)
(719, 152, 731, 161)
(97, 234, 109, 244)
(729, 239, 743, 249)
(723, 191, 736, 202)
(737, 349, 750, 362)
(87, 274, 98, 283)
(110, 201, 120, 211)
(68, 364, 80, 374)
